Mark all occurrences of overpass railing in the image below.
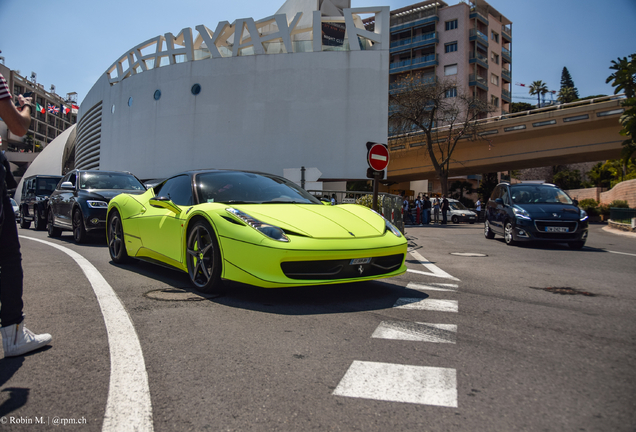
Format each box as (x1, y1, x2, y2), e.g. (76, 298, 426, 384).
(388, 94, 626, 141)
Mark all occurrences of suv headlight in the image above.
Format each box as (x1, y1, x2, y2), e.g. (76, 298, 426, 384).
(513, 206, 531, 220)
(371, 209, 402, 238)
(87, 200, 108, 209)
(226, 208, 289, 242)
(580, 209, 588, 221)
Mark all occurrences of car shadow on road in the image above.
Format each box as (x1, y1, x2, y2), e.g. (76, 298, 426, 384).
(111, 258, 429, 315)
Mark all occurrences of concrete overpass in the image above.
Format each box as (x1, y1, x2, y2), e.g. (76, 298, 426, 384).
(387, 96, 625, 182)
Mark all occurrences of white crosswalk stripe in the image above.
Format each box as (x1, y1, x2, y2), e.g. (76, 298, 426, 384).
(372, 321, 457, 343)
(394, 298, 458, 312)
(407, 282, 458, 292)
(333, 361, 458, 408)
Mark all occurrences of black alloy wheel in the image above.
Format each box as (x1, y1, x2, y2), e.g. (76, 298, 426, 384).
(504, 221, 516, 246)
(34, 211, 46, 231)
(186, 220, 223, 294)
(47, 210, 62, 237)
(484, 220, 495, 239)
(20, 207, 31, 229)
(73, 209, 87, 244)
(108, 210, 130, 263)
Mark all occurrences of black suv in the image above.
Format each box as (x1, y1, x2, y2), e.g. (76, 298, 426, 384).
(484, 182, 589, 248)
(19, 175, 63, 230)
(47, 169, 145, 243)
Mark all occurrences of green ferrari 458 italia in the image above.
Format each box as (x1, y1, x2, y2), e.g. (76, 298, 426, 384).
(106, 169, 407, 293)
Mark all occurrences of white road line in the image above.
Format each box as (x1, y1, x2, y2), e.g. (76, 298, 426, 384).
(333, 360, 457, 407)
(607, 250, 636, 257)
(394, 298, 458, 313)
(372, 321, 457, 343)
(20, 236, 153, 432)
(407, 282, 458, 292)
(408, 248, 460, 281)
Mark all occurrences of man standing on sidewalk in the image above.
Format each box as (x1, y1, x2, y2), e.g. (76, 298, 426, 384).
(0, 72, 52, 357)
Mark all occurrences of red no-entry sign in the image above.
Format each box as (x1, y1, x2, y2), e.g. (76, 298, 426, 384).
(367, 143, 389, 171)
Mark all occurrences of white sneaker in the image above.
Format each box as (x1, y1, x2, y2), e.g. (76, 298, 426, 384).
(1, 322, 52, 357)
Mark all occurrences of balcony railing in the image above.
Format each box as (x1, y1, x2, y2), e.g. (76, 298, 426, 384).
(391, 32, 437, 49)
(502, 47, 512, 62)
(469, 74, 488, 91)
(390, 54, 438, 72)
(390, 75, 437, 92)
(502, 25, 512, 41)
(502, 89, 511, 102)
(469, 6, 489, 25)
(391, 6, 438, 27)
(469, 28, 488, 45)
(469, 51, 489, 68)
(502, 69, 512, 82)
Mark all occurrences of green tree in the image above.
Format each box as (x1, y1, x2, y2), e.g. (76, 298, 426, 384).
(606, 53, 636, 163)
(510, 102, 534, 113)
(552, 168, 582, 190)
(560, 67, 580, 99)
(449, 180, 474, 201)
(557, 87, 577, 104)
(529, 80, 549, 107)
(586, 162, 614, 188)
(389, 75, 496, 196)
(477, 173, 498, 201)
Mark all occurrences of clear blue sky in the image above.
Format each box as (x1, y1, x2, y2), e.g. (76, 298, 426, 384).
(1, 0, 634, 105)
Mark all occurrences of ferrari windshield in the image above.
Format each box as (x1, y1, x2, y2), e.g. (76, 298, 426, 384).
(196, 171, 321, 204)
(80, 172, 145, 191)
(510, 185, 573, 205)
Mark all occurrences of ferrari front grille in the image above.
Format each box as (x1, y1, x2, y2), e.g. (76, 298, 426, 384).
(281, 254, 404, 280)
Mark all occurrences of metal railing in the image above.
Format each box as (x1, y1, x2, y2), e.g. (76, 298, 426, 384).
(610, 208, 636, 225)
(308, 190, 405, 234)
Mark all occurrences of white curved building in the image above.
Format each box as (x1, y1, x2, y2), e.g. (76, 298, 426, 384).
(73, 0, 390, 183)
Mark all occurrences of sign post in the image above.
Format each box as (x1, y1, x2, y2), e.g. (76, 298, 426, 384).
(366, 142, 389, 212)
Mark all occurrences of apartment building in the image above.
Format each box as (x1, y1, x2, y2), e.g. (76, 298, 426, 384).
(385, 0, 512, 116)
(0, 62, 78, 180)
(0, 63, 78, 152)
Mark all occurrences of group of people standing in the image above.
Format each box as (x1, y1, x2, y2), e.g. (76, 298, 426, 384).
(402, 194, 450, 225)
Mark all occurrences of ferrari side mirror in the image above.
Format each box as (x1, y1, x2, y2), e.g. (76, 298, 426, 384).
(149, 196, 181, 214)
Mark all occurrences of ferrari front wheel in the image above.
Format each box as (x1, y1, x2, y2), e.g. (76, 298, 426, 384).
(108, 210, 130, 263)
(186, 220, 223, 294)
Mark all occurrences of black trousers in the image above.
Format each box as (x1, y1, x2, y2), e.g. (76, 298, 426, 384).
(0, 194, 24, 327)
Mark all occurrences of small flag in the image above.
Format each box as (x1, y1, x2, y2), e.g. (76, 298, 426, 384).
(47, 104, 59, 114)
(36, 102, 45, 114)
(515, 82, 526, 87)
(71, 104, 79, 114)
(63, 105, 70, 115)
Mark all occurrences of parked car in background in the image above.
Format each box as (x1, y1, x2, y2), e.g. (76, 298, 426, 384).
(484, 182, 588, 248)
(47, 170, 146, 243)
(19, 175, 63, 230)
(446, 199, 477, 224)
(10, 198, 19, 218)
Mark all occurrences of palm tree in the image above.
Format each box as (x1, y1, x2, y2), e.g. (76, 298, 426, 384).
(529, 80, 549, 107)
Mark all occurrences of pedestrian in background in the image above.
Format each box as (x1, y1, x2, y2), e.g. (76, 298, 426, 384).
(475, 197, 483, 222)
(402, 194, 414, 225)
(423, 195, 431, 225)
(0, 72, 52, 357)
(414, 194, 422, 225)
(432, 196, 440, 224)
(441, 195, 450, 225)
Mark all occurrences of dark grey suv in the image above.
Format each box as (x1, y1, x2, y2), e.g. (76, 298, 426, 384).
(484, 182, 589, 248)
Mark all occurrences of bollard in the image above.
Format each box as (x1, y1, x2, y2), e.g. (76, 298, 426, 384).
(632, 217, 636, 229)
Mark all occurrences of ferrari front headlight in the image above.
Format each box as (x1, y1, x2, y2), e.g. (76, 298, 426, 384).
(226, 208, 289, 242)
(371, 209, 402, 238)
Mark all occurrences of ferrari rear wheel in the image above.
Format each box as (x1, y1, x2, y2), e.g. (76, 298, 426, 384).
(186, 220, 223, 294)
(108, 210, 130, 263)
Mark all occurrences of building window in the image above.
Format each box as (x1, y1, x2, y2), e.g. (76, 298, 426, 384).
(444, 64, 458, 76)
(445, 87, 458, 98)
(491, 95, 499, 107)
(445, 42, 458, 53)
(445, 20, 458, 31)
(491, 74, 499, 86)
(491, 31, 499, 43)
(491, 52, 499, 64)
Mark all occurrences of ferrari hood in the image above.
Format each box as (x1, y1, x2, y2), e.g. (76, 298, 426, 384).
(230, 204, 386, 239)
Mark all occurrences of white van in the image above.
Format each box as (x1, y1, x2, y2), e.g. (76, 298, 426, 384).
(446, 199, 477, 224)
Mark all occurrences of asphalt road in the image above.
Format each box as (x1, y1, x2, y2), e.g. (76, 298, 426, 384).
(1, 222, 635, 431)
